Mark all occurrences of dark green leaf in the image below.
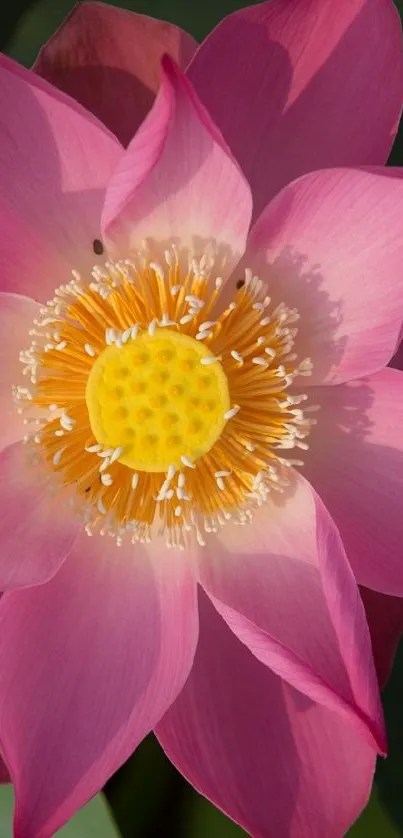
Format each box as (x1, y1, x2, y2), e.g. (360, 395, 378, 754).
(0, 786, 119, 837)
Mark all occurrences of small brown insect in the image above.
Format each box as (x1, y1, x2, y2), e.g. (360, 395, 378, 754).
(93, 238, 104, 255)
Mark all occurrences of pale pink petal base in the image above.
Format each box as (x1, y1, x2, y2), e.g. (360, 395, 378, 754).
(304, 369, 403, 595)
(34, 1, 197, 145)
(0, 443, 80, 589)
(199, 475, 384, 751)
(103, 58, 252, 276)
(0, 293, 40, 451)
(156, 591, 376, 838)
(245, 168, 403, 384)
(188, 0, 403, 217)
(0, 534, 198, 838)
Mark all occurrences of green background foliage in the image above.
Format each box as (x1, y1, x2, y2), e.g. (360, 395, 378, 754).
(2, 0, 403, 835)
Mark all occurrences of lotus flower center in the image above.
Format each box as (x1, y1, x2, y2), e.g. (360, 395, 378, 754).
(15, 248, 316, 548)
(86, 331, 230, 472)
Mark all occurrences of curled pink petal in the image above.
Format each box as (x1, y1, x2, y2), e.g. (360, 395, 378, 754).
(304, 368, 403, 596)
(245, 168, 403, 384)
(0, 443, 79, 590)
(0, 293, 39, 451)
(0, 533, 198, 838)
(156, 590, 377, 838)
(188, 0, 403, 217)
(102, 56, 252, 276)
(34, 1, 197, 145)
(199, 475, 384, 752)
(0, 54, 122, 300)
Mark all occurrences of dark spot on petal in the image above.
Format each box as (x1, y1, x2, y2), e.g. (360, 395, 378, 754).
(93, 238, 104, 255)
(236, 279, 245, 289)
(84, 486, 91, 493)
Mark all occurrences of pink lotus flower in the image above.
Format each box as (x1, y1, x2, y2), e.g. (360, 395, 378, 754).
(34, 0, 403, 688)
(1, 2, 403, 837)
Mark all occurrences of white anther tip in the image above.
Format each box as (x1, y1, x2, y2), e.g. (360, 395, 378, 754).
(200, 355, 221, 365)
(167, 464, 176, 481)
(181, 455, 196, 469)
(224, 405, 240, 420)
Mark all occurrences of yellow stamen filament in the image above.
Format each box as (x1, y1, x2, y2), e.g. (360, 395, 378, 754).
(14, 248, 315, 548)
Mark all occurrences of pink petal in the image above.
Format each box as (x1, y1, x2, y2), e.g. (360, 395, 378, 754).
(0, 532, 198, 838)
(34, 2, 197, 146)
(244, 168, 403, 384)
(304, 368, 403, 596)
(0, 54, 122, 301)
(0, 293, 39, 451)
(102, 57, 252, 275)
(188, 0, 403, 218)
(156, 590, 376, 838)
(390, 339, 403, 370)
(0, 443, 79, 589)
(0, 758, 9, 784)
(360, 586, 403, 689)
(199, 475, 384, 751)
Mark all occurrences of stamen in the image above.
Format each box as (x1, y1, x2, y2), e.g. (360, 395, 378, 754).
(121, 328, 132, 344)
(231, 350, 243, 364)
(167, 464, 176, 481)
(181, 456, 196, 469)
(200, 355, 221, 365)
(105, 328, 117, 345)
(224, 405, 240, 420)
(52, 448, 65, 465)
(60, 414, 75, 431)
(185, 295, 204, 309)
(110, 446, 123, 463)
(97, 498, 106, 514)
